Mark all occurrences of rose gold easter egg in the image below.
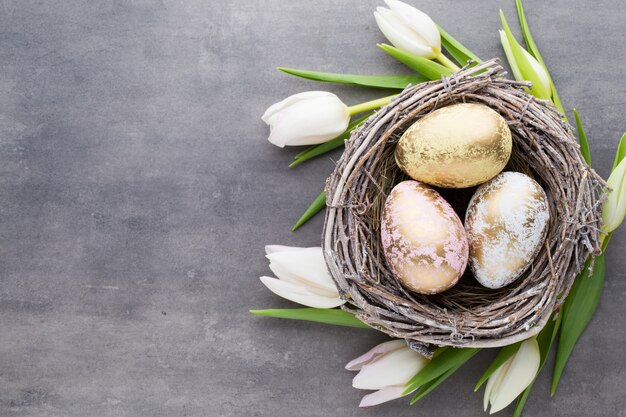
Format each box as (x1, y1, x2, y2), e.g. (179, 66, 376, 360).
(465, 172, 550, 289)
(381, 180, 469, 294)
(395, 103, 512, 188)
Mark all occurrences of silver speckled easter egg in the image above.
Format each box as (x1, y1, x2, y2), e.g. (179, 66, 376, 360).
(465, 172, 550, 289)
(381, 180, 469, 294)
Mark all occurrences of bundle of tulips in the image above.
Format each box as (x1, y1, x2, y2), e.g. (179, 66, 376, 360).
(251, 1, 626, 415)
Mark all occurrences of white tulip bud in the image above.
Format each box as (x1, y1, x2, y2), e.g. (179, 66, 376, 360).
(346, 339, 429, 407)
(259, 246, 345, 309)
(262, 91, 349, 147)
(374, 0, 441, 59)
(602, 156, 626, 234)
(499, 18, 552, 101)
(483, 338, 540, 414)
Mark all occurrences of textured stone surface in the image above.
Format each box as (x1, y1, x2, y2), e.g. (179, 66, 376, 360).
(0, 1, 624, 416)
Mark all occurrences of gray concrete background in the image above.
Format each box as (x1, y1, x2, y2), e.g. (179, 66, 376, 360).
(0, 0, 624, 416)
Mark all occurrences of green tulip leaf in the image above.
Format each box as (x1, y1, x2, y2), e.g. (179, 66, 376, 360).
(410, 362, 463, 404)
(513, 0, 567, 120)
(574, 109, 591, 166)
(430, 346, 449, 359)
(474, 342, 521, 391)
(552, 254, 606, 395)
(612, 132, 626, 171)
(378, 44, 453, 80)
(277, 67, 427, 89)
(515, 0, 544, 65)
(292, 190, 326, 231)
(438, 25, 482, 66)
(403, 347, 479, 395)
(537, 313, 563, 365)
(291, 113, 372, 167)
(291, 138, 345, 164)
(250, 308, 371, 329)
(513, 380, 533, 417)
(549, 86, 567, 121)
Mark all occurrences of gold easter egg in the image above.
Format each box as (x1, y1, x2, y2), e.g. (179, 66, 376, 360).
(381, 180, 469, 295)
(395, 103, 512, 188)
(465, 172, 550, 289)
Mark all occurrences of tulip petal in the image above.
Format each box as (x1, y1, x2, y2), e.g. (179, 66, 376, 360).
(265, 245, 313, 255)
(263, 92, 349, 147)
(522, 48, 551, 98)
(489, 339, 540, 414)
(269, 262, 338, 298)
(352, 347, 429, 390)
(345, 339, 406, 371)
(266, 247, 337, 292)
(265, 246, 338, 295)
(500, 11, 551, 100)
(261, 91, 332, 123)
(603, 156, 626, 232)
(359, 386, 406, 407)
(259, 276, 345, 309)
(499, 30, 524, 83)
(374, 9, 434, 59)
(384, 0, 440, 53)
(483, 356, 512, 411)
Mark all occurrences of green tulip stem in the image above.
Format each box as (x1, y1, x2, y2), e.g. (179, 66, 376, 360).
(436, 52, 461, 72)
(347, 94, 396, 116)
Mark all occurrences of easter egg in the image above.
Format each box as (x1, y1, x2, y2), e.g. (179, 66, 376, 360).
(381, 180, 469, 294)
(395, 103, 512, 188)
(465, 172, 550, 289)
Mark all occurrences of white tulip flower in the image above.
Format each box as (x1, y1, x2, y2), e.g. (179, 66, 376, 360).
(259, 245, 345, 309)
(261, 91, 350, 147)
(499, 30, 551, 101)
(483, 338, 540, 414)
(374, 0, 441, 60)
(346, 339, 429, 407)
(499, 6, 555, 102)
(602, 155, 626, 234)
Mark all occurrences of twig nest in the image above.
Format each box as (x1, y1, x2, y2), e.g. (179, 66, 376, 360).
(322, 59, 605, 348)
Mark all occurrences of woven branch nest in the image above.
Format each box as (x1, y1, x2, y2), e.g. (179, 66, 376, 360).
(322, 59, 606, 349)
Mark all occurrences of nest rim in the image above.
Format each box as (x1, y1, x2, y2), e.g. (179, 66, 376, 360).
(322, 59, 605, 349)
